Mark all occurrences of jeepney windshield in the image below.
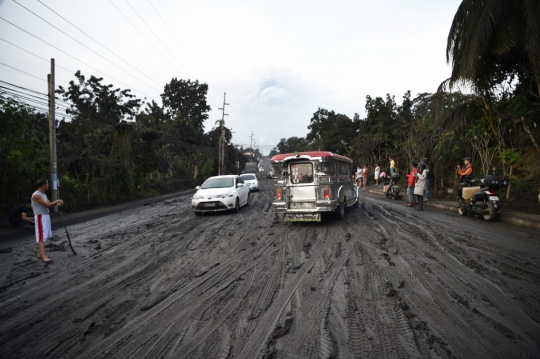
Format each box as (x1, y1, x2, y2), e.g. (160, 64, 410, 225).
(290, 163, 313, 184)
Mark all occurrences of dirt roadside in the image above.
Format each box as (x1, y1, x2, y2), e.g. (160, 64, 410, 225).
(0, 179, 539, 358)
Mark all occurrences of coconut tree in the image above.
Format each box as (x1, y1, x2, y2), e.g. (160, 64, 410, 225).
(446, 0, 540, 95)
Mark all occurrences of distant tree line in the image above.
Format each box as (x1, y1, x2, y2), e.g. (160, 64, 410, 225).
(0, 72, 249, 216)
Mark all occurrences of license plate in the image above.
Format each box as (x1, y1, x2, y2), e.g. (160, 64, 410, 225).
(204, 203, 216, 207)
(290, 202, 315, 209)
(284, 213, 321, 222)
(489, 196, 499, 201)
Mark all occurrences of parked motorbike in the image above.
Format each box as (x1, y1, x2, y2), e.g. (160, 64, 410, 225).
(456, 174, 509, 221)
(384, 173, 401, 200)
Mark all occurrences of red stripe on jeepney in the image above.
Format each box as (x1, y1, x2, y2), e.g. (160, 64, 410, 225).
(270, 151, 352, 163)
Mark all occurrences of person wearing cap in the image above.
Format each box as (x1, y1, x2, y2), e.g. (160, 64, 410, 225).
(457, 157, 473, 181)
(7, 199, 35, 229)
(32, 178, 64, 263)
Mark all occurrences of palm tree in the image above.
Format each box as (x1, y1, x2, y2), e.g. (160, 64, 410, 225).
(446, 0, 540, 95)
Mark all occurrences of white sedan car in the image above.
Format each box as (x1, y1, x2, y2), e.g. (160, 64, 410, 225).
(192, 175, 250, 214)
(240, 173, 259, 192)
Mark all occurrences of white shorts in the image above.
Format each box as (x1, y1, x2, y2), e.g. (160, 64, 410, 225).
(35, 214, 52, 243)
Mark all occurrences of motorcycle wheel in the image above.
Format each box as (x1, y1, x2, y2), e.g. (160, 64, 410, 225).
(482, 201, 497, 221)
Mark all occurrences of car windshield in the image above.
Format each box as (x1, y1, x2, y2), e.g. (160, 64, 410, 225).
(241, 174, 256, 181)
(200, 177, 234, 189)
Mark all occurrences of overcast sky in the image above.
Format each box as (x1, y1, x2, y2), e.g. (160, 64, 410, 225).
(0, 0, 461, 154)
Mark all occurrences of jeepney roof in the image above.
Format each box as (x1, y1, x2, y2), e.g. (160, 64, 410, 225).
(270, 151, 352, 164)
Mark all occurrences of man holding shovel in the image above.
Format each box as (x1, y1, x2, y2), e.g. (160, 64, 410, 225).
(31, 178, 64, 263)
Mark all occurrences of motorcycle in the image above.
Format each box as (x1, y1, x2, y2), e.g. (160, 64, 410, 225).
(456, 174, 509, 221)
(384, 173, 401, 200)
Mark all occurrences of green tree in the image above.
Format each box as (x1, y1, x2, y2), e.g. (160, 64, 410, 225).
(447, 0, 540, 95)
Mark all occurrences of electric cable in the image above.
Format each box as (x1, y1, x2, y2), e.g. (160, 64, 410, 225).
(120, 0, 249, 136)
(0, 16, 153, 99)
(107, 0, 186, 81)
(0, 61, 47, 82)
(0, 37, 74, 75)
(37, 0, 164, 89)
(0, 79, 74, 105)
(13, 0, 162, 94)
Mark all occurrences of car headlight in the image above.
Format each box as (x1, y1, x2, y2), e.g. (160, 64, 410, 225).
(218, 192, 234, 198)
(193, 195, 203, 200)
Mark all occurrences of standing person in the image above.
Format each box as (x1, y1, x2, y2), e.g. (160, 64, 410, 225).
(414, 163, 428, 211)
(362, 164, 369, 190)
(374, 163, 381, 185)
(423, 158, 433, 201)
(8, 199, 35, 229)
(32, 178, 64, 263)
(389, 157, 396, 174)
(356, 166, 363, 188)
(405, 162, 418, 207)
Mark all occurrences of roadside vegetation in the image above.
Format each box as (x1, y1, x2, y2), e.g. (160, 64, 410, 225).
(273, 1, 540, 213)
(1, 0, 538, 215)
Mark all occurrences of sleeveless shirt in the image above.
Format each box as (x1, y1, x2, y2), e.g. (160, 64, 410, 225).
(31, 190, 50, 215)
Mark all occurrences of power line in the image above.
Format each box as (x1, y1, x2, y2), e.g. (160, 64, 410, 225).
(37, 0, 164, 89)
(148, 0, 225, 95)
(149, 0, 251, 138)
(0, 79, 73, 106)
(0, 61, 47, 82)
(13, 0, 161, 94)
(0, 16, 153, 100)
(0, 37, 74, 75)
(122, 1, 250, 137)
(107, 0, 187, 82)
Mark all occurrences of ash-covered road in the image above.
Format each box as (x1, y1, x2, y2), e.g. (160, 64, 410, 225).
(0, 179, 539, 359)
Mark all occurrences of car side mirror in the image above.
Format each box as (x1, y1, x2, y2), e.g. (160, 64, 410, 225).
(195, 186, 200, 189)
(237, 183, 244, 187)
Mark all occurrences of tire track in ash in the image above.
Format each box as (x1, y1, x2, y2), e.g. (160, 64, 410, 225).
(236, 226, 340, 359)
(77, 219, 290, 358)
(102, 224, 294, 359)
(0, 198, 235, 358)
(360, 195, 540, 358)
(286, 230, 357, 358)
(361, 198, 477, 358)
(0, 212, 207, 357)
(351, 202, 421, 358)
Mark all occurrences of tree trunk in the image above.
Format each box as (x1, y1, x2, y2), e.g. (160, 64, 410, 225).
(522, 120, 540, 153)
(506, 165, 512, 201)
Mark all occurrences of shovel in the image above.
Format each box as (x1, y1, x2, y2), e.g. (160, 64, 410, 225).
(59, 209, 77, 255)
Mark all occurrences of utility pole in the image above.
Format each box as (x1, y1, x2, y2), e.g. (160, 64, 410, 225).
(48, 58, 58, 212)
(218, 93, 229, 175)
(249, 131, 254, 161)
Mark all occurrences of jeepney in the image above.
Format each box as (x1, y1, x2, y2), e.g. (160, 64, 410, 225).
(270, 151, 359, 221)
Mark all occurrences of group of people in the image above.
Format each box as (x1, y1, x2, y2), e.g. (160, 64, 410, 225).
(354, 163, 384, 190)
(7, 178, 64, 263)
(405, 158, 433, 211)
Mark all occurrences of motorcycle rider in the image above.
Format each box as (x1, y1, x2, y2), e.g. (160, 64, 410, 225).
(457, 157, 473, 198)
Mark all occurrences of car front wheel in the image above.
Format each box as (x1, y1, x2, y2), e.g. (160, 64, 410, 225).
(234, 198, 240, 213)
